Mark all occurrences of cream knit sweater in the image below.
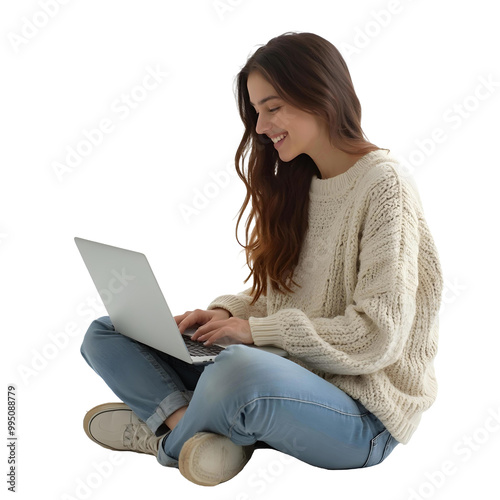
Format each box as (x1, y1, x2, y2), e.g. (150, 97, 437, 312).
(206, 149, 443, 445)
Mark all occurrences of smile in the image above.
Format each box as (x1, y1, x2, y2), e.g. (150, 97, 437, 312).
(271, 133, 288, 144)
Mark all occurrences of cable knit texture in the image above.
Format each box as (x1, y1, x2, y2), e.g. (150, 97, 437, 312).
(207, 149, 443, 445)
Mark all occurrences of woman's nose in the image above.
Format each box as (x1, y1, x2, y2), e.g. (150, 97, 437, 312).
(255, 113, 271, 136)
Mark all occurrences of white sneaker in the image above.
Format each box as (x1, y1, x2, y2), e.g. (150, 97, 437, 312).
(179, 432, 255, 486)
(83, 402, 167, 456)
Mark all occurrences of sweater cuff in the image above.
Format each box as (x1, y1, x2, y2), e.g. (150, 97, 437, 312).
(207, 295, 247, 319)
(248, 315, 285, 348)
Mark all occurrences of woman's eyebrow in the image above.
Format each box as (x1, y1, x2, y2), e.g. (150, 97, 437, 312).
(249, 95, 281, 106)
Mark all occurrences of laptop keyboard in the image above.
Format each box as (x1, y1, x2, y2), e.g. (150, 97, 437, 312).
(182, 335, 225, 357)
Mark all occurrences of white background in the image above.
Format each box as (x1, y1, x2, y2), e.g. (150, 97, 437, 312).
(1, 0, 499, 498)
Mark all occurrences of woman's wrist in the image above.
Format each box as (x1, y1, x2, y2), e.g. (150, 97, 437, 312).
(213, 307, 232, 318)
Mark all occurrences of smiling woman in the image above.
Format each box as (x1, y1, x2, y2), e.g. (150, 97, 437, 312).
(79, 31, 443, 489)
(234, 32, 385, 303)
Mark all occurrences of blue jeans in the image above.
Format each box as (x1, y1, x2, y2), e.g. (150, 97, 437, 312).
(80, 316, 399, 469)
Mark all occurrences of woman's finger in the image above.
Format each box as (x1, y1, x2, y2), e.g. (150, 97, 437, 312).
(191, 318, 220, 340)
(174, 312, 189, 325)
(177, 311, 198, 333)
(202, 330, 224, 346)
(192, 325, 215, 341)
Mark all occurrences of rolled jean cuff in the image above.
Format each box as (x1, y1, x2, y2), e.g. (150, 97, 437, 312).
(146, 390, 194, 434)
(157, 432, 179, 468)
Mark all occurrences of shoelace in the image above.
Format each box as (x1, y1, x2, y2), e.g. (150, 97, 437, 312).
(123, 423, 161, 455)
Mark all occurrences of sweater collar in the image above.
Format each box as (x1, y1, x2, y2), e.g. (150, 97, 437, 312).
(309, 149, 388, 197)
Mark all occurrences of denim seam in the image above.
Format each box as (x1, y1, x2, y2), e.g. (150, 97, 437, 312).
(227, 395, 369, 437)
(135, 343, 187, 389)
(381, 434, 396, 461)
(362, 442, 374, 468)
(362, 429, 389, 468)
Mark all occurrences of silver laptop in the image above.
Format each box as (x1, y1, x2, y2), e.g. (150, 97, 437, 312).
(74, 237, 288, 364)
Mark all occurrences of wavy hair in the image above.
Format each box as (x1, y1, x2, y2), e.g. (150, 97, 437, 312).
(233, 31, 384, 306)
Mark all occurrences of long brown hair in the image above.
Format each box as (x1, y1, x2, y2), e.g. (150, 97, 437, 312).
(233, 31, 382, 306)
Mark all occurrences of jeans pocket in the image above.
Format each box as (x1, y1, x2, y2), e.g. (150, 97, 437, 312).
(381, 434, 399, 462)
(361, 429, 399, 468)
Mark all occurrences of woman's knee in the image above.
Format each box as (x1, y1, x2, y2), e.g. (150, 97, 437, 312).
(198, 345, 273, 400)
(80, 316, 116, 361)
(212, 345, 267, 376)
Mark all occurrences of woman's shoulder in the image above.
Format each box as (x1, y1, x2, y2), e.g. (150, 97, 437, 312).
(357, 149, 423, 209)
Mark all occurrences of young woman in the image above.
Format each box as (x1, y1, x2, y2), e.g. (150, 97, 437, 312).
(80, 31, 443, 487)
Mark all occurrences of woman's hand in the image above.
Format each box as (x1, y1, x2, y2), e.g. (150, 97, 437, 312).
(174, 308, 253, 346)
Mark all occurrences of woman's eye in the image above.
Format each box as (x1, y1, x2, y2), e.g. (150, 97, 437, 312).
(254, 106, 280, 116)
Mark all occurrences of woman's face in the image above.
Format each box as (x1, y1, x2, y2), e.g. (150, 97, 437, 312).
(247, 71, 329, 163)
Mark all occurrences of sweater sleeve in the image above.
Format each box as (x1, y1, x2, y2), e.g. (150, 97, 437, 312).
(206, 286, 268, 320)
(249, 170, 425, 375)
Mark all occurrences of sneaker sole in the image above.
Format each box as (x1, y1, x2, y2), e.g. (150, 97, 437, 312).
(179, 432, 254, 486)
(83, 402, 140, 453)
